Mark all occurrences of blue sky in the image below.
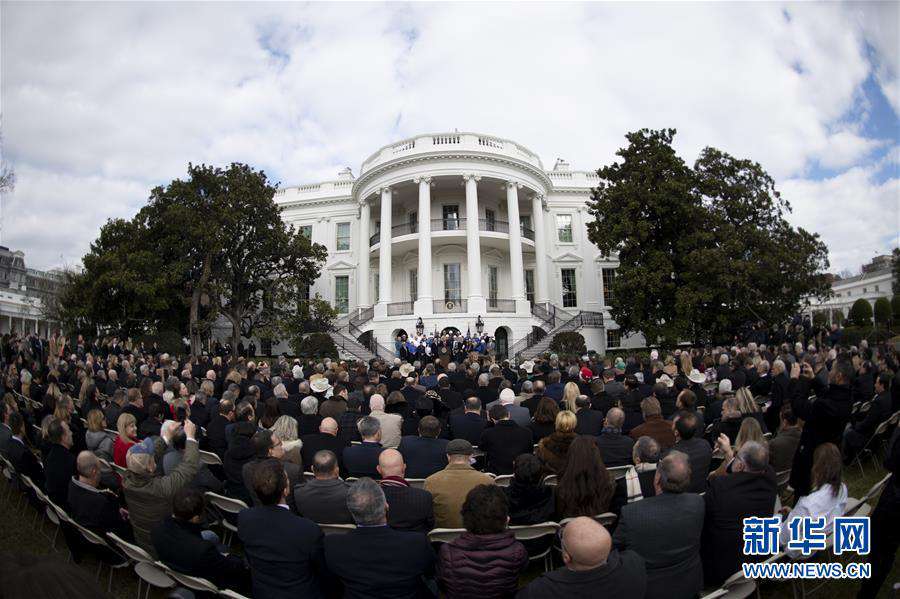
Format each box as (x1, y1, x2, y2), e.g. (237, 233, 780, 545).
(2, 1, 898, 273)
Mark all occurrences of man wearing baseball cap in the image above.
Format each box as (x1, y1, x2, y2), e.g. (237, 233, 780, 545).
(423, 439, 494, 528)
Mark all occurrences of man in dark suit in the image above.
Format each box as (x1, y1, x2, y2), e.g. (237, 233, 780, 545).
(844, 372, 893, 461)
(324, 478, 436, 598)
(436, 376, 463, 414)
(479, 404, 533, 475)
(68, 451, 132, 539)
(237, 459, 328, 599)
(397, 416, 448, 479)
(6, 412, 44, 489)
(594, 408, 635, 468)
(701, 441, 777, 586)
(294, 450, 354, 524)
(518, 517, 646, 599)
(342, 416, 384, 478)
(764, 359, 790, 433)
(448, 397, 486, 445)
(301, 417, 348, 475)
(242, 431, 302, 510)
(574, 396, 604, 436)
(205, 399, 235, 459)
(613, 451, 705, 599)
(43, 418, 76, 509)
(749, 360, 772, 397)
(377, 449, 434, 532)
(153, 487, 251, 593)
(669, 412, 711, 494)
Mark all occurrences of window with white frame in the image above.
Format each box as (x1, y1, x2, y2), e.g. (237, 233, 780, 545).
(334, 276, 349, 313)
(607, 329, 622, 349)
(556, 214, 573, 243)
(336, 222, 351, 251)
(409, 211, 418, 234)
(602, 268, 615, 305)
(561, 268, 577, 308)
(444, 264, 461, 301)
(524, 269, 535, 304)
(409, 269, 418, 301)
(485, 209, 496, 232)
(488, 266, 498, 307)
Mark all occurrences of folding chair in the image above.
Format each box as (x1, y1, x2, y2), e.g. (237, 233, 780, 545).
(204, 492, 249, 545)
(406, 478, 427, 489)
(218, 589, 252, 599)
(843, 472, 891, 518)
(607, 465, 631, 480)
(199, 450, 223, 466)
(559, 512, 617, 531)
(510, 521, 561, 572)
(319, 523, 357, 535)
(71, 520, 130, 591)
(157, 562, 221, 595)
(493, 474, 514, 487)
(106, 533, 176, 599)
(851, 415, 895, 475)
(702, 552, 785, 599)
(302, 471, 316, 482)
(541, 474, 558, 486)
(427, 527, 465, 545)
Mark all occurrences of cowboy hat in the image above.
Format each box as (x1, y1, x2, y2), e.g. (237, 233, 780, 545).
(521, 360, 535, 374)
(310, 377, 331, 394)
(687, 369, 705, 384)
(399, 363, 415, 378)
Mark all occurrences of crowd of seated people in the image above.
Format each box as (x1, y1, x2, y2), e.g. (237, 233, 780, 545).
(0, 329, 897, 598)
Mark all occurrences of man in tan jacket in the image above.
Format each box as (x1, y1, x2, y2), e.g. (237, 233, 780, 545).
(424, 439, 494, 528)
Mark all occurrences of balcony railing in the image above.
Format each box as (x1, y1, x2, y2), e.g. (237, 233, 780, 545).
(370, 217, 534, 245)
(434, 298, 468, 313)
(521, 226, 535, 241)
(486, 299, 516, 313)
(392, 222, 418, 237)
(479, 219, 508, 233)
(431, 217, 466, 232)
(387, 301, 414, 316)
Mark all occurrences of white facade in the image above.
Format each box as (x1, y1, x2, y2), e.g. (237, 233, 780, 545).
(803, 259, 894, 323)
(0, 246, 64, 336)
(276, 132, 645, 357)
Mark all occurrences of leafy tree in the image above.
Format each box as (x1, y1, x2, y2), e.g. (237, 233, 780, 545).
(549, 331, 587, 355)
(873, 297, 891, 326)
(832, 309, 845, 326)
(587, 129, 830, 345)
(293, 331, 338, 360)
(893, 248, 900, 294)
(849, 298, 873, 327)
(892, 295, 900, 324)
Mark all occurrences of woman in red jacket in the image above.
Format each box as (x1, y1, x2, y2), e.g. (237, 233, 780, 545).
(113, 412, 138, 467)
(437, 484, 528, 598)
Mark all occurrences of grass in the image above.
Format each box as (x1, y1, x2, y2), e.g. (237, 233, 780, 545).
(1, 461, 897, 598)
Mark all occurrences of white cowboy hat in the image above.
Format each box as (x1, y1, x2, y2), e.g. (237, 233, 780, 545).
(656, 373, 674, 388)
(521, 360, 535, 374)
(399, 363, 415, 378)
(687, 369, 706, 384)
(310, 378, 331, 394)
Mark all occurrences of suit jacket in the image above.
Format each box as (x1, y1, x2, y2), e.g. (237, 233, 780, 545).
(324, 525, 436, 599)
(398, 436, 449, 479)
(44, 443, 76, 508)
(768, 427, 801, 473)
(0, 422, 11, 457)
(278, 397, 302, 420)
(613, 492, 705, 599)
(516, 549, 646, 599)
(629, 415, 676, 449)
(67, 478, 131, 539)
(701, 469, 776, 586)
(242, 459, 301, 511)
(237, 505, 327, 599)
(575, 409, 605, 436)
(152, 516, 249, 592)
(7, 436, 44, 488)
(670, 438, 712, 494)
(478, 420, 534, 475)
(343, 441, 384, 478)
(205, 414, 231, 458)
(425, 463, 495, 529)
(594, 431, 634, 468)
(300, 433, 348, 475)
(381, 477, 435, 532)
(448, 412, 485, 445)
(293, 478, 354, 524)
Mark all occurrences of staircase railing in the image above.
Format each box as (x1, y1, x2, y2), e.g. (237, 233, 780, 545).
(512, 310, 605, 362)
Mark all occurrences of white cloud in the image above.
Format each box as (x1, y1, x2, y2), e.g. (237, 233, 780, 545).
(1, 1, 897, 273)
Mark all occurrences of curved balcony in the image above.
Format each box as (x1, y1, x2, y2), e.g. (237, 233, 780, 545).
(360, 132, 544, 176)
(369, 218, 535, 246)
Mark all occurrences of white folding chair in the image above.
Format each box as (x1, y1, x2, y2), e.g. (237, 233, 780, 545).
(541, 474, 558, 486)
(302, 471, 316, 482)
(319, 523, 357, 535)
(158, 562, 221, 595)
(427, 527, 466, 545)
(406, 478, 427, 489)
(71, 520, 130, 591)
(218, 589, 253, 599)
(204, 492, 249, 545)
(106, 533, 176, 599)
(493, 474, 514, 487)
(607, 465, 631, 480)
(199, 450, 223, 466)
(510, 521, 561, 572)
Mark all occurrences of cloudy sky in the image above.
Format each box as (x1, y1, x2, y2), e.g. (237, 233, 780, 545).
(2, 1, 898, 274)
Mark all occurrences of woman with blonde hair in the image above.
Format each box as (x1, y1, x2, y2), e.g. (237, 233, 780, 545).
(535, 410, 578, 476)
(734, 387, 767, 433)
(711, 417, 766, 478)
(85, 409, 115, 461)
(270, 415, 303, 465)
(113, 412, 138, 467)
(561, 382, 580, 412)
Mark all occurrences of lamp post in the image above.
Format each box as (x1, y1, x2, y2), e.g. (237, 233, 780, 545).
(475, 315, 484, 335)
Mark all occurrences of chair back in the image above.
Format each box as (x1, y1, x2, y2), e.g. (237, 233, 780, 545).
(509, 521, 560, 541)
(607, 465, 631, 480)
(159, 563, 220, 593)
(204, 492, 249, 516)
(320, 523, 357, 535)
(493, 474, 514, 487)
(406, 478, 426, 489)
(541, 474, 558, 486)
(198, 450, 223, 466)
(107, 532, 154, 563)
(303, 471, 316, 482)
(218, 590, 252, 599)
(427, 527, 465, 544)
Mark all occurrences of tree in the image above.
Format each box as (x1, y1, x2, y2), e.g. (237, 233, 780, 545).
(549, 331, 587, 355)
(893, 248, 900, 294)
(849, 298, 873, 328)
(0, 128, 14, 195)
(892, 295, 900, 324)
(873, 297, 892, 326)
(587, 129, 830, 345)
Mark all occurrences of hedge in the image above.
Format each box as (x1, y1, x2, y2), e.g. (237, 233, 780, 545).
(550, 331, 587, 355)
(840, 326, 895, 347)
(849, 299, 873, 328)
(292, 332, 338, 360)
(874, 297, 892, 325)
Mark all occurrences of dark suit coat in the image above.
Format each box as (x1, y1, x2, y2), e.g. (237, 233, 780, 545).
(670, 437, 712, 494)
(152, 516, 249, 591)
(293, 478, 354, 524)
(438, 388, 463, 412)
(278, 397, 302, 420)
(67, 478, 131, 539)
(789, 378, 852, 495)
(7, 436, 44, 488)
(300, 433, 348, 474)
(342, 441, 384, 478)
(324, 525, 436, 599)
(594, 431, 635, 468)
(237, 505, 327, 599)
(205, 415, 230, 458)
(298, 414, 324, 437)
(448, 412, 486, 445)
(381, 479, 435, 532)
(613, 492, 705, 599)
(242, 459, 301, 511)
(574, 409, 604, 436)
(701, 469, 776, 586)
(479, 420, 534, 475)
(516, 549, 646, 599)
(44, 443, 76, 508)
(398, 436, 448, 479)
(749, 374, 772, 397)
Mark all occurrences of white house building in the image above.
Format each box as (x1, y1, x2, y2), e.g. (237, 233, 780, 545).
(0, 246, 64, 336)
(803, 254, 895, 324)
(275, 132, 644, 361)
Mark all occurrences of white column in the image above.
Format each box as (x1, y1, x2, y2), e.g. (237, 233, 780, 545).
(357, 199, 371, 308)
(532, 193, 550, 304)
(506, 182, 529, 314)
(375, 187, 392, 318)
(414, 177, 433, 315)
(464, 174, 485, 314)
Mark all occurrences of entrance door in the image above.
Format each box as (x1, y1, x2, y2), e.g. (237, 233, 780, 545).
(495, 327, 509, 360)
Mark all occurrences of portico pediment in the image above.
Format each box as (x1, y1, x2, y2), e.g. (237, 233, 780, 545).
(552, 251, 583, 263)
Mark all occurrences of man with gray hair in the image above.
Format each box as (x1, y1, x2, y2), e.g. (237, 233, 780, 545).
(324, 477, 436, 598)
(701, 441, 776, 586)
(765, 358, 790, 432)
(298, 396, 323, 436)
(342, 416, 384, 478)
(631, 436, 660, 499)
(595, 407, 634, 467)
(368, 393, 402, 448)
(613, 451, 704, 599)
(67, 450, 133, 539)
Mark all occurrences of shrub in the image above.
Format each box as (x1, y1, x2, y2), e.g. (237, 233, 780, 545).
(134, 330, 184, 355)
(841, 326, 894, 347)
(874, 297, 892, 326)
(812, 311, 828, 327)
(832, 310, 845, 326)
(292, 332, 338, 360)
(849, 299, 873, 328)
(892, 295, 900, 323)
(549, 331, 587, 355)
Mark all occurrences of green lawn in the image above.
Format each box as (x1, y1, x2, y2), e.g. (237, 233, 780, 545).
(1, 462, 896, 598)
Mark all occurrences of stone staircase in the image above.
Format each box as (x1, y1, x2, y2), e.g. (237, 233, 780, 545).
(510, 303, 604, 362)
(328, 307, 394, 362)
